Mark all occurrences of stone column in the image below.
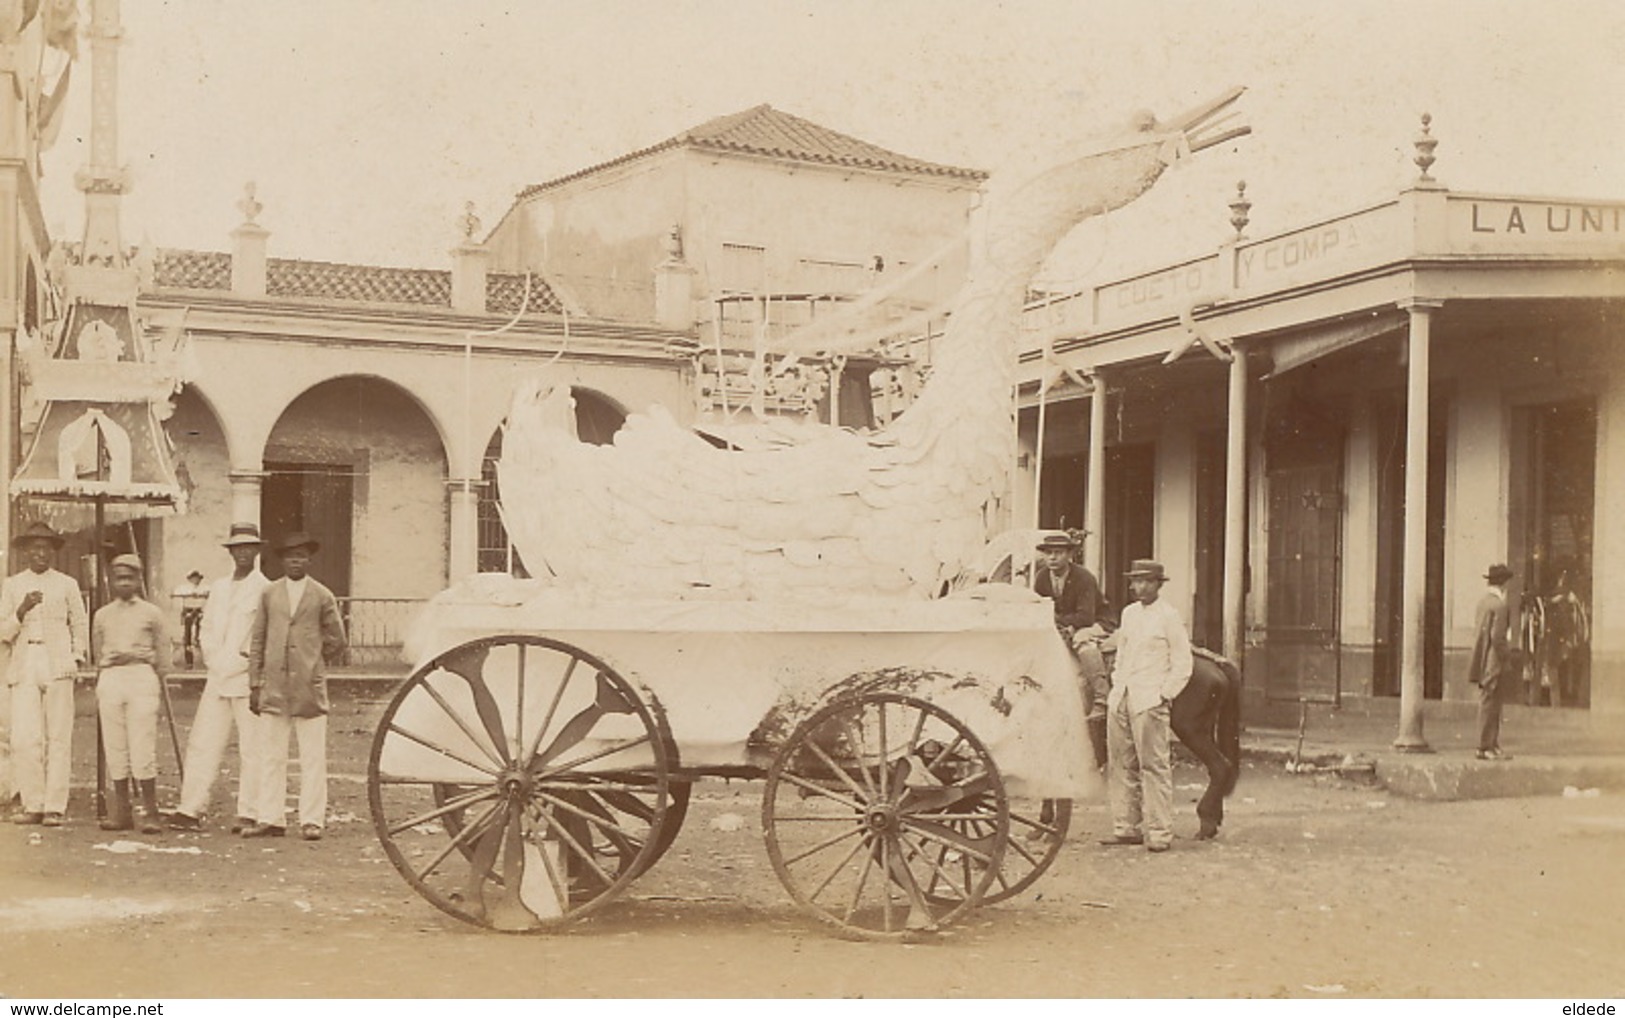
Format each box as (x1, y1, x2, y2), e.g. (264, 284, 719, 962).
(1395, 300, 1442, 751)
(448, 480, 480, 581)
(1224, 349, 1248, 664)
(227, 470, 264, 529)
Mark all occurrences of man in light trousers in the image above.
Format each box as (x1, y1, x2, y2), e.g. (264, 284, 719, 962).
(1100, 559, 1192, 853)
(0, 522, 89, 826)
(168, 523, 270, 832)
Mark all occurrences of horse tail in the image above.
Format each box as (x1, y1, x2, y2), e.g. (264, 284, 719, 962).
(1216, 654, 1243, 796)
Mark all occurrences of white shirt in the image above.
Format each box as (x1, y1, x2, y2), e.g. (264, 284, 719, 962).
(1109, 596, 1194, 714)
(199, 568, 270, 694)
(285, 576, 308, 615)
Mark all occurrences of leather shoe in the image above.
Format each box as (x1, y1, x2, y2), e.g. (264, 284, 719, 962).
(41, 812, 64, 827)
(1098, 833, 1144, 846)
(1195, 821, 1220, 841)
(11, 811, 44, 825)
(166, 812, 202, 832)
(230, 816, 254, 835)
(1146, 842, 1171, 853)
(301, 824, 323, 841)
(1476, 749, 1513, 761)
(241, 822, 286, 839)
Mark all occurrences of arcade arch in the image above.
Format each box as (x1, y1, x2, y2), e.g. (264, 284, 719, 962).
(477, 386, 628, 574)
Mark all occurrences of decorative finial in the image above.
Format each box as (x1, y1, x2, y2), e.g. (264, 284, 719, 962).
(661, 223, 684, 262)
(237, 182, 263, 225)
(1228, 180, 1251, 239)
(458, 201, 481, 241)
(1413, 113, 1438, 183)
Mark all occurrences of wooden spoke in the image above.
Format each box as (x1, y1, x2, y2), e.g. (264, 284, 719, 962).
(534, 801, 618, 888)
(386, 723, 500, 778)
(532, 788, 649, 857)
(793, 741, 871, 803)
(522, 656, 577, 768)
(417, 677, 507, 770)
(774, 770, 864, 812)
(533, 733, 652, 782)
(901, 818, 997, 865)
(387, 785, 499, 837)
(807, 831, 873, 905)
(413, 798, 504, 884)
(780, 820, 866, 868)
(841, 842, 878, 923)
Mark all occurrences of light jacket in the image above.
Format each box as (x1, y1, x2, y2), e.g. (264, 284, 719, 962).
(0, 568, 89, 684)
(199, 569, 270, 696)
(1108, 597, 1193, 714)
(249, 576, 347, 718)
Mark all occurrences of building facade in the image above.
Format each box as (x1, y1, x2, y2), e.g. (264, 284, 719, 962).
(1016, 135, 1625, 730)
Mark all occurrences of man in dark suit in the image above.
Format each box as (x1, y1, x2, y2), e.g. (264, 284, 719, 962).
(1467, 563, 1515, 761)
(246, 532, 347, 840)
(1033, 531, 1111, 772)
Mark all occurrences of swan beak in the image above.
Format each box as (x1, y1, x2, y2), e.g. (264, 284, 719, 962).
(1164, 86, 1251, 153)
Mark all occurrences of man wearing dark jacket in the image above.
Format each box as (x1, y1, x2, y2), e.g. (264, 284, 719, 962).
(1033, 531, 1112, 772)
(1468, 563, 1515, 761)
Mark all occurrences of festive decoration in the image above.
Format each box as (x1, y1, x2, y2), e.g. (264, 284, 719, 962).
(499, 88, 1248, 599)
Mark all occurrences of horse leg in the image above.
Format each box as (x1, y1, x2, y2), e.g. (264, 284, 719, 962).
(1172, 682, 1230, 839)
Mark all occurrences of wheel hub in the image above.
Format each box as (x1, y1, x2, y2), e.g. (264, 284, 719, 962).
(864, 804, 898, 833)
(498, 767, 533, 798)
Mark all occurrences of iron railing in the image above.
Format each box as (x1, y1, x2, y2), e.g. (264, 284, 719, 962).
(337, 596, 423, 669)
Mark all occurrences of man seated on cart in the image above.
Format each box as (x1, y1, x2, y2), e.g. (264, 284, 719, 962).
(1032, 531, 1112, 772)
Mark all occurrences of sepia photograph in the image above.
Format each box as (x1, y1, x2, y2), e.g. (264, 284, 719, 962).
(1, 0, 1622, 1003)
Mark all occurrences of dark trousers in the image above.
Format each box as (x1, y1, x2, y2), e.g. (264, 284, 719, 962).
(1477, 673, 1503, 751)
(181, 609, 203, 665)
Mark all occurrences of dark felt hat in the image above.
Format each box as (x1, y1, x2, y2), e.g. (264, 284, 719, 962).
(1036, 532, 1076, 552)
(11, 521, 65, 549)
(1484, 563, 1514, 585)
(276, 531, 320, 555)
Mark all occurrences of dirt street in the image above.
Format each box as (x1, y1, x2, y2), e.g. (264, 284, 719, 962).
(1, 691, 1622, 999)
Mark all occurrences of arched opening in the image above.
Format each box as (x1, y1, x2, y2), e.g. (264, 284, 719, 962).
(261, 376, 447, 598)
(478, 387, 626, 574)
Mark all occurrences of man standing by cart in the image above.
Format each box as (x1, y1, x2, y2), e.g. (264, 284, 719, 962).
(1101, 559, 1191, 853)
(0, 522, 89, 826)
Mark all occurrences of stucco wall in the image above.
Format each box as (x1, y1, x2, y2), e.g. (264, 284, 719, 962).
(264, 378, 447, 600)
(493, 150, 977, 325)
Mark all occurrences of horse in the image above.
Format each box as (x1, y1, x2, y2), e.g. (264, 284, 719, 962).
(1170, 647, 1243, 839)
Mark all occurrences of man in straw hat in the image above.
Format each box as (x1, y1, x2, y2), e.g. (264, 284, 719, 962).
(1100, 559, 1192, 853)
(245, 532, 346, 841)
(0, 521, 89, 826)
(168, 524, 271, 832)
(93, 553, 170, 834)
(1468, 563, 1516, 761)
(1032, 531, 1112, 773)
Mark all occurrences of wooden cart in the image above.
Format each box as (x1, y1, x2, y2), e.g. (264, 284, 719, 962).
(367, 581, 1099, 939)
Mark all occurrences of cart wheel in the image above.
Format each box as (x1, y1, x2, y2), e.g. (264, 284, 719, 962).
(761, 693, 1008, 940)
(956, 797, 1071, 905)
(369, 635, 676, 931)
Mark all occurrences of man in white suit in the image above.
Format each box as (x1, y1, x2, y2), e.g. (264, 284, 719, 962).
(168, 523, 271, 832)
(245, 532, 346, 841)
(0, 521, 89, 826)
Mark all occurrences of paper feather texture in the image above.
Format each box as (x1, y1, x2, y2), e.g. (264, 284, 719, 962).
(500, 90, 1248, 600)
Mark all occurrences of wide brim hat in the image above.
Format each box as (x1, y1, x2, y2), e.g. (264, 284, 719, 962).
(11, 521, 65, 549)
(223, 523, 264, 548)
(276, 531, 320, 555)
(1035, 532, 1076, 552)
(1125, 558, 1169, 582)
(186, 569, 205, 580)
(1484, 563, 1515, 585)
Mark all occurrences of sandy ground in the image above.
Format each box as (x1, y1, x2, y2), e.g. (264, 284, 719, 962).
(1, 692, 1622, 999)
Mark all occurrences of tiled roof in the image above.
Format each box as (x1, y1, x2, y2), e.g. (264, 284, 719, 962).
(518, 104, 986, 197)
(151, 249, 562, 316)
